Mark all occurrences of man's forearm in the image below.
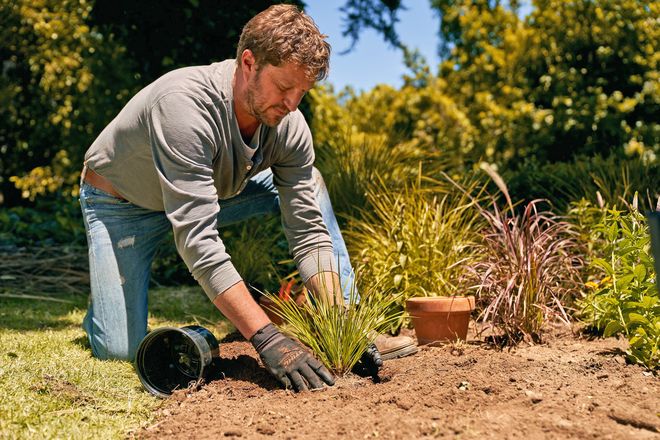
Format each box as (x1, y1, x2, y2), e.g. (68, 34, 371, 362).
(212, 281, 271, 340)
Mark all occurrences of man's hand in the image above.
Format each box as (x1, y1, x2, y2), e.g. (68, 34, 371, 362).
(251, 323, 335, 391)
(351, 343, 383, 378)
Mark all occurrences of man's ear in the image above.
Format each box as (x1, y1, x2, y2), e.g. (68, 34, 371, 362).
(240, 49, 256, 73)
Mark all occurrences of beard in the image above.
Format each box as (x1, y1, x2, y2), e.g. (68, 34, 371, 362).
(246, 71, 289, 127)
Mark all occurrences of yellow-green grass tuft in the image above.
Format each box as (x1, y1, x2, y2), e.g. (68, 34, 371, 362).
(264, 281, 402, 375)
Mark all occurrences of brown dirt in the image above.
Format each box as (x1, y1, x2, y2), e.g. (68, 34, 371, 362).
(135, 326, 659, 440)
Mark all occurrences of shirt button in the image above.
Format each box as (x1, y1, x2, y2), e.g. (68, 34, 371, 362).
(246, 165, 252, 171)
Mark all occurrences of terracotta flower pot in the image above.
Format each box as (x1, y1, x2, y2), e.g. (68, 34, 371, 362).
(405, 296, 476, 345)
(259, 295, 286, 325)
(259, 287, 309, 325)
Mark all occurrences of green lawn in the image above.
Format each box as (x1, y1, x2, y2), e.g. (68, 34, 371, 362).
(0, 287, 232, 439)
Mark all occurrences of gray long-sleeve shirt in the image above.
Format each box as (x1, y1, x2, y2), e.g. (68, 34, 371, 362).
(84, 60, 335, 300)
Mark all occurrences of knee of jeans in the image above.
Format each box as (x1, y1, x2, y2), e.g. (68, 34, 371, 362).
(87, 334, 133, 361)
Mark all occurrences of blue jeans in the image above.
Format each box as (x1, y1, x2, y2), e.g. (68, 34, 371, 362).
(80, 167, 356, 361)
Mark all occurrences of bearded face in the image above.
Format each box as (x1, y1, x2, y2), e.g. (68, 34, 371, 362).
(243, 62, 314, 127)
(245, 69, 290, 127)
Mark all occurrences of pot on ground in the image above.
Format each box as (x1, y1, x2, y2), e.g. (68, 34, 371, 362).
(259, 287, 309, 325)
(405, 296, 476, 345)
(135, 325, 220, 398)
(259, 295, 286, 325)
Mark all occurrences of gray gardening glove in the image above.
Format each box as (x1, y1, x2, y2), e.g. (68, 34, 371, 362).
(250, 323, 335, 391)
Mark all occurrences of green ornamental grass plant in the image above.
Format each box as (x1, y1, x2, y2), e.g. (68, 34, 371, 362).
(317, 138, 448, 220)
(263, 279, 402, 375)
(346, 172, 486, 332)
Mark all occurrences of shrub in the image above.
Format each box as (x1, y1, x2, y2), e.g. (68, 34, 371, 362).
(310, 87, 456, 220)
(1, 0, 140, 203)
(0, 197, 85, 247)
(435, 0, 659, 165)
(504, 156, 660, 214)
(577, 205, 659, 370)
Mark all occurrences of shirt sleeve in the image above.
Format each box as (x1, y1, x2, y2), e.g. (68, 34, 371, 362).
(148, 92, 242, 301)
(272, 112, 336, 283)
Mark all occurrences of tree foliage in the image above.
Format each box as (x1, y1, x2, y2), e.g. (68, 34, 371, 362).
(435, 0, 659, 164)
(335, 0, 659, 168)
(2, 0, 658, 208)
(340, 0, 403, 52)
(0, 0, 139, 203)
(89, 0, 302, 85)
(0, 0, 302, 204)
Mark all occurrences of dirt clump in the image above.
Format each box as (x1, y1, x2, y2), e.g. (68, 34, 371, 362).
(136, 328, 659, 439)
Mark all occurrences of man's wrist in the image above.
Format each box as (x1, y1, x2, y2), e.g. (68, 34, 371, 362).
(250, 322, 286, 353)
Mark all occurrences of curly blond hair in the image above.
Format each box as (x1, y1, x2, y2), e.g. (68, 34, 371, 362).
(236, 4, 330, 81)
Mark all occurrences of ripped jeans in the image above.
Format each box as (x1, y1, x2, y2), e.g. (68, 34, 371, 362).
(79, 168, 356, 361)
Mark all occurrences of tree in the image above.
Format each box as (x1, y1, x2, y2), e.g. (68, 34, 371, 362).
(338, 0, 659, 166)
(89, 0, 304, 84)
(445, 0, 658, 164)
(0, 0, 304, 205)
(1, 0, 140, 203)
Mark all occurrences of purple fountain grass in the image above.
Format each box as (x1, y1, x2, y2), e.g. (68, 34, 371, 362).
(474, 198, 584, 343)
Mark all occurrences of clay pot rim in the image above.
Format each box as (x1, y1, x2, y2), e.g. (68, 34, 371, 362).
(405, 295, 475, 313)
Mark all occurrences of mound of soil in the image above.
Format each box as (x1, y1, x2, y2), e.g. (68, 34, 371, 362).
(136, 327, 659, 439)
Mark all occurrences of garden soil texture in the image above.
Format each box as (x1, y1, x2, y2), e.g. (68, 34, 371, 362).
(136, 326, 659, 440)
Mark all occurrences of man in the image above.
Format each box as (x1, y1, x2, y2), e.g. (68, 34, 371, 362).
(79, 4, 415, 392)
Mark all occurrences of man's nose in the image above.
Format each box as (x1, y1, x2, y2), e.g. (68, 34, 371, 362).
(283, 91, 303, 112)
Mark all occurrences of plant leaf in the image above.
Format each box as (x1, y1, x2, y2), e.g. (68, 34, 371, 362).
(603, 320, 624, 337)
(627, 313, 649, 326)
(633, 264, 647, 281)
(591, 258, 614, 276)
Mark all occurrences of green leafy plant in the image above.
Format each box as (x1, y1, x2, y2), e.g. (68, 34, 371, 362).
(578, 205, 659, 370)
(264, 280, 401, 375)
(474, 164, 584, 344)
(346, 173, 486, 332)
(0, 197, 85, 247)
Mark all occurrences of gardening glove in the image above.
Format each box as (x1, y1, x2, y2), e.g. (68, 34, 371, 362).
(250, 323, 335, 392)
(351, 343, 383, 378)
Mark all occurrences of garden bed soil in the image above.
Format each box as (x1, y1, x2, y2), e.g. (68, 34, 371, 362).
(135, 325, 659, 439)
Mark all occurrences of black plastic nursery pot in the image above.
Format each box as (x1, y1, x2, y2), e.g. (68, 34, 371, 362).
(135, 325, 220, 398)
(649, 211, 660, 295)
